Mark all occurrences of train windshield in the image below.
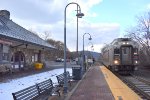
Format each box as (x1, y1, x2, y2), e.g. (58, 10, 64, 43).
(114, 48, 120, 54)
(134, 48, 138, 55)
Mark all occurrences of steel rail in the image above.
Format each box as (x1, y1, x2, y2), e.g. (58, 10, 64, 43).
(116, 73, 150, 100)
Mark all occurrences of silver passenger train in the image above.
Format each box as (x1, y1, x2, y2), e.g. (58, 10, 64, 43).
(101, 38, 139, 74)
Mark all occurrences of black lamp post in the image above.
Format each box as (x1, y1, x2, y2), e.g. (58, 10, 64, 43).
(88, 42, 94, 58)
(76, 5, 84, 64)
(64, 2, 84, 94)
(82, 33, 92, 72)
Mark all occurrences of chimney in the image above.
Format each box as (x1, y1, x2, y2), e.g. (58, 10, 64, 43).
(0, 10, 10, 19)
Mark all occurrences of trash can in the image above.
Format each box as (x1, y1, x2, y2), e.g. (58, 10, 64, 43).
(34, 63, 43, 70)
(72, 67, 82, 80)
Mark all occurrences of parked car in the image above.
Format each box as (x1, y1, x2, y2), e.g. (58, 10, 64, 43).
(55, 58, 62, 62)
(61, 59, 64, 62)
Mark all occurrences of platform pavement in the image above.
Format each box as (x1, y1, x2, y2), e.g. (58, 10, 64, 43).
(65, 66, 114, 100)
(63, 65, 142, 100)
(101, 66, 141, 100)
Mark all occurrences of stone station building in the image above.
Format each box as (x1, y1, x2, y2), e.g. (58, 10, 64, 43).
(0, 10, 55, 73)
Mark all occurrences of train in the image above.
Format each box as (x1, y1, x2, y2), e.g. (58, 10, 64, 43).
(101, 38, 140, 74)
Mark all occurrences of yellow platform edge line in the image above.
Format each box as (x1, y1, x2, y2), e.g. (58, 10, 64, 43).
(100, 66, 142, 100)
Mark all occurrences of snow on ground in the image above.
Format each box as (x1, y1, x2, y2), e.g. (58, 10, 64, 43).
(0, 68, 72, 100)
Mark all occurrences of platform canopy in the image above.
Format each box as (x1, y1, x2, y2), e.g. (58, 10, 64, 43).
(0, 10, 55, 49)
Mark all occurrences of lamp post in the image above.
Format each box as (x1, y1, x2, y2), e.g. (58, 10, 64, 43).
(64, 2, 84, 94)
(86, 42, 94, 67)
(88, 42, 94, 58)
(76, 5, 84, 64)
(76, 5, 84, 60)
(83, 33, 92, 72)
(88, 42, 94, 51)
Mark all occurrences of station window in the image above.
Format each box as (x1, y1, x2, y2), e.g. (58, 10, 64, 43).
(2, 45, 9, 61)
(34, 54, 38, 62)
(11, 56, 13, 62)
(114, 48, 120, 54)
(3, 45, 9, 53)
(14, 51, 24, 62)
(32, 56, 34, 62)
(15, 54, 19, 62)
(31, 54, 38, 62)
(2, 53, 9, 61)
(20, 55, 24, 61)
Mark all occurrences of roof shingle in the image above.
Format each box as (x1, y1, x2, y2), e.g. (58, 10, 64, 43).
(0, 13, 55, 49)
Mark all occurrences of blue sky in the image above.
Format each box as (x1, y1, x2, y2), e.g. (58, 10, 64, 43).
(89, 0, 150, 33)
(0, 0, 150, 52)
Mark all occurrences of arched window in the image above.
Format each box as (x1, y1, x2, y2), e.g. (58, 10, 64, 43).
(11, 51, 25, 63)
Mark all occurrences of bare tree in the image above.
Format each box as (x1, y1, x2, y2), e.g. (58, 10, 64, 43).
(126, 11, 150, 67)
(43, 31, 51, 40)
(47, 39, 69, 51)
(28, 28, 39, 37)
(46, 39, 70, 58)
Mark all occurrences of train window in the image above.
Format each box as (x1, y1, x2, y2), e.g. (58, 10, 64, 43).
(134, 48, 138, 54)
(123, 48, 127, 54)
(114, 49, 120, 54)
(114, 42, 118, 45)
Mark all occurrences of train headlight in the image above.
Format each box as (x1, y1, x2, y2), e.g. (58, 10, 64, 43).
(134, 60, 138, 65)
(114, 60, 119, 64)
(123, 42, 126, 44)
(134, 52, 137, 55)
(135, 61, 138, 64)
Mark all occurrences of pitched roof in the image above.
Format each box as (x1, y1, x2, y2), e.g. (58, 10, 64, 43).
(0, 11, 55, 49)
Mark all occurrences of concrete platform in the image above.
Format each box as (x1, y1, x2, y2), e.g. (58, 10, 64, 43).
(65, 66, 141, 100)
(101, 66, 141, 100)
(66, 66, 114, 100)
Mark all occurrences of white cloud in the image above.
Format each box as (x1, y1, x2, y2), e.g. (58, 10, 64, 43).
(0, 0, 66, 24)
(147, 4, 150, 9)
(12, 13, 120, 53)
(66, 21, 120, 52)
(67, 0, 102, 18)
(0, 0, 121, 53)
(85, 43, 104, 53)
(88, 12, 98, 18)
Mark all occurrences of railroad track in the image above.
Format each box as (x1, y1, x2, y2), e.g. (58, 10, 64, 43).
(117, 74, 150, 100)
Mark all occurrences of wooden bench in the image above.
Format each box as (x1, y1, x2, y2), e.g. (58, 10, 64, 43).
(36, 79, 55, 99)
(12, 79, 60, 100)
(12, 85, 39, 100)
(56, 71, 72, 87)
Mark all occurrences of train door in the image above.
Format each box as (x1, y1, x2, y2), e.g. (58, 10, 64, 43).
(121, 46, 132, 65)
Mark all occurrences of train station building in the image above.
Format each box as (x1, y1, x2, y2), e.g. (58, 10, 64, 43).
(0, 10, 55, 73)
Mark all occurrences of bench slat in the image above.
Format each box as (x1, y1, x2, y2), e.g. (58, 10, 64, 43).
(12, 79, 55, 100)
(56, 71, 71, 87)
(37, 79, 53, 94)
(12, 85, 39, 100)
